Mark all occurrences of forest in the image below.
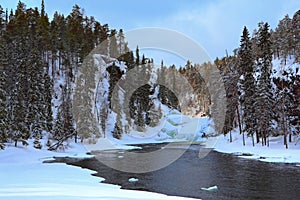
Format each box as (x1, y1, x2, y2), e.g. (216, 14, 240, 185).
(0, 1, 299, 150)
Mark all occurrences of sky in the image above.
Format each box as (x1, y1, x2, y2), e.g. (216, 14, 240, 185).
(1, 0, 300, 66)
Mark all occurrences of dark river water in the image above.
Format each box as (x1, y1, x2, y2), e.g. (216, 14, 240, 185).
(54, 143, 300, 200)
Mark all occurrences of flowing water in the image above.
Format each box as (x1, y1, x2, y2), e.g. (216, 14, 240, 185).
(54, 143, 300, 200)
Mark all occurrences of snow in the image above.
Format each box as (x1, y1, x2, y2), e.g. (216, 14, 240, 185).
(0, 141, 197, 200)
(108, 107, 211, 146)
(212, 56, 300, 164)
(272, 56, 300, 80)
(214, 128, 300, 164)
(86, 102, 213, 152)
(4, 53, 299, 199)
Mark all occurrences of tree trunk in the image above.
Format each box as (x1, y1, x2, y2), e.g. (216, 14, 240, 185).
(236, 104, 244, 145)
(236, 104, 242, 135)
(256, 130, 260, 144)
(74, 131, 78, 143)
(284, 135, 288, 149)
(252, 134, 255, 147)
(263, 132, 267, 146)
(52, 51, 55, 78)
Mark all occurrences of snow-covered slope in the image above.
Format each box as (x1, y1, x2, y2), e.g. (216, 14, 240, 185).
(82, 53, 214, 144)
(86, 102, 214, 151)
(272, 56, 300, 80)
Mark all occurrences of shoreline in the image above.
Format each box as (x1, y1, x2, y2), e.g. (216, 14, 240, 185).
(213, 131, 300, 165)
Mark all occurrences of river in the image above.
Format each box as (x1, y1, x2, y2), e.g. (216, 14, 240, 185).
(54, 143, 300, 200)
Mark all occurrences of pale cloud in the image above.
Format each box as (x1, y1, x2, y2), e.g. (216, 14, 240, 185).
(146, 0, 300, 59)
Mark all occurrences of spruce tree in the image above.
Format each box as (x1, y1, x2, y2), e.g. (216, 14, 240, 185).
(274, 15, 293, 63)
(0, 39, 7, 149)
(38, 0, 50, 61)
(254, 22, 274, 146)
(238, 26, 256, 145)
(117, 29, 128, 55)
(292, 10, 300, 62)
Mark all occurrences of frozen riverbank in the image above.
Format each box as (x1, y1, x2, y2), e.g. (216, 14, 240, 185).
(0, 140, 197, 200)
(214, 129, 300, 164)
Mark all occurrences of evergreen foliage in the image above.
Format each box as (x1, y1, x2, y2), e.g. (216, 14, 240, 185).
(0, 2, 299, 149)
(238, 27, 256, 142)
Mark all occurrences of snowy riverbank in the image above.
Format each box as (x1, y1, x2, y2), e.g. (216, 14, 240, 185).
(214, 128, 300, 164)
(0, 140, 198, 200)
(0, 110, 209, 200)
(2, 113, 300, 200)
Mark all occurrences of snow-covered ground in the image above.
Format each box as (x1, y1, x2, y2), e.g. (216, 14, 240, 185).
(214, 128, 300, 164)
(0, 140, 197, 200)
(1, 104, 299, 199)
(213, 57, 300, 165)
(0, 106, 211, 200)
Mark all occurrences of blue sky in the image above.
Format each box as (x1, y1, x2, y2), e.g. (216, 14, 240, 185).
(1, 0, 300, 66)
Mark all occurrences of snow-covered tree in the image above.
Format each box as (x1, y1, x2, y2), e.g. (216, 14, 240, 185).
(0, 40, 7, 149)
(238, 26, 256, 145)
(254, 22, 275, 146)
(273, 15, 293, 63)
(292, 10, 300, 62)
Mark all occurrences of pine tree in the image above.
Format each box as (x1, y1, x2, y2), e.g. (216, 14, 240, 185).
(6, 12, 31, 146)
(43, 73, 53, 133)
(135, 46, 140, 65)
(66, 4, 84, 56)
(117, 29, 128, 56)
(292, 10, 300, 62)
(0, 6, 5, 36)
(38, 0, 50, 61)
(95, 23, 109, 55)
(51, 107, 64, 149)
(274, 15, 293, 63)
(222, 57, 239, 142)
(275, 82, 293, 148)
(238, 26, 256, 145)
(0, 39, 7, 149)
(157, 62, 167, 105)
(28, 53, 45, 142)
(9, 75, 30, 147)
(254, 22, 274, 146)
(51, 85, 75, 149)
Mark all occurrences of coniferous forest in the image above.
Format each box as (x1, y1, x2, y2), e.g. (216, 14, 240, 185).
(0, 1, 299, 150)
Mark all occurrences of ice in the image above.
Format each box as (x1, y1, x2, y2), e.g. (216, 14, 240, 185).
(128, 178, 139, 182)
(201, 185, 218, 191)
